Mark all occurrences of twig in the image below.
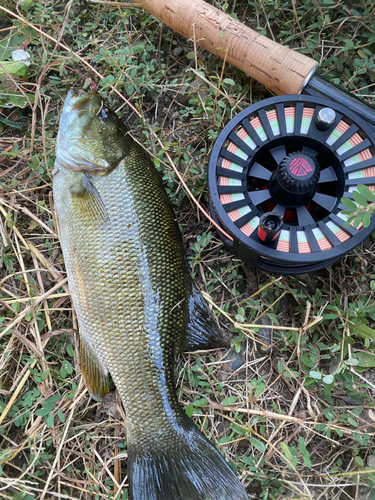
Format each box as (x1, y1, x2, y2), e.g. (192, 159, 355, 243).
(12, 329, 43, 358)
(0, 277, 69, 340)
(20, 205, 57, 238)
(39, 381, 87, 500)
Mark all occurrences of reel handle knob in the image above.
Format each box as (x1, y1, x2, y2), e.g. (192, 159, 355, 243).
(258, 212, 283, 243)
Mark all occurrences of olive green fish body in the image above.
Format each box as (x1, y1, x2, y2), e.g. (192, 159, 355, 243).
(53, 90, 248, 500)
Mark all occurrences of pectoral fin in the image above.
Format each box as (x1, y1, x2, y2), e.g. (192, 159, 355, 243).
(71, 173, 110, 226)
(80, 337, 110, 401)
(181, 285, 228, 352)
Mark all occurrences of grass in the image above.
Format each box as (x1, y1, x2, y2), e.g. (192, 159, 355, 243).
(0, 0, 375, 499)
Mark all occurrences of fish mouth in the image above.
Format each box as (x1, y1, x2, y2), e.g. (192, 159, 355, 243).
(56, 89, 126, 173)
(59, 89, 103, 142)
(63, 89, 101, 115)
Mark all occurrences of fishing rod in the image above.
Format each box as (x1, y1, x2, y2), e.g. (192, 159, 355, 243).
(132, 0, 375, 274)
(131, 0, 375, 131)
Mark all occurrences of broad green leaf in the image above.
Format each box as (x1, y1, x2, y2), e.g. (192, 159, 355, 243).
(46, 395, 61, 404)
(354, 456, 364, 467)
(250, 437, 266, 452)
(231, 423, 247, 435)
(65, 344, 74, 357)
(254, 382, 266, 397)
(353, 350, 375, 368)
(39, 370, 50, 382)
(277, 360, 285, 374)
(340, 197, 357, 210)
(301, 355, 315, 368)
(357, 184, 375, 201)
(358, 49, 367, 59)
(0, 88, 34, 109)
(0, 449, 13, 464)
(46, 413, 54, 428)
(11, 302, 21, 313)
(192, 398, 207, 406)
(347, 417, 358, 427)
(57, 409, 65, 423)
(349, 321, 375, 340)
(280, 442, 293, 459)
(241, 456, 254, 466)
(340, 209, 353, 215)
(219, 436, 232, 444)
(221, 396, 238, 406)
(185, 404, 193, 418)
(322, 313, 339, 320)
(343, 336, 355, 345)
(344, 217, 355, 227)
(125, 84, 134, 96)
(35, 404, 54, 417)
(353, 214, 363, 228)
(0, 116, 26, 129)
(362, 211, 371, 228)
(0, 61, 28, 78)
(101, 74, 114, 86)
(309, 370, 322, 380)
(13, 493, 35, 500)
(322, 374, 334, 385)
(345, 357, 359, 366)
(352, 191, 367, 206)
(283, 369, 299, 379)
(341, 39, 355, 52)
(61, 360, 73, 375)
(235, 340, 241, 353)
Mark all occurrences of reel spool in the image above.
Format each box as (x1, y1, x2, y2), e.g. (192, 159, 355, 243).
(208, 95, 375, 274)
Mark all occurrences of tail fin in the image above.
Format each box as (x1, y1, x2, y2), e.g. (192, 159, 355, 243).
(128, 418, 248, 500)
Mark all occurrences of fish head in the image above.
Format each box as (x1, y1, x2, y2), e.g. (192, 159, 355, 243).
(55, 89, 129, 174)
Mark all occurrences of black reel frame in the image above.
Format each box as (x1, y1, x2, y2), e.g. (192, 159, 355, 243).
(208, 94, 375, 275)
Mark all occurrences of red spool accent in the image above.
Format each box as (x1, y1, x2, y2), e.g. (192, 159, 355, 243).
(258, 226, 268, 241)
(258, 225, 281, 242)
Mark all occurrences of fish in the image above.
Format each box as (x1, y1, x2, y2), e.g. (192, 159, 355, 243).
(53, 89, 248, 500)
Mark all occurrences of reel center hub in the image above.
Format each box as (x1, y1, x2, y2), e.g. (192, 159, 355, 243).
(284, 153, 316, 183)
(270, 151, 320, 207)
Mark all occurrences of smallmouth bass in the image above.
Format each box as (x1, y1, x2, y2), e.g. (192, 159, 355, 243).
(53, 90, 248, 500)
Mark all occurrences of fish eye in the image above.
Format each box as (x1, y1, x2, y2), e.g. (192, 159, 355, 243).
(98, 108, 108, 119)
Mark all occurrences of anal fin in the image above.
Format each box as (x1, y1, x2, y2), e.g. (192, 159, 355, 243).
(181, 285, 228, 352)
(80, 337, 110, 401)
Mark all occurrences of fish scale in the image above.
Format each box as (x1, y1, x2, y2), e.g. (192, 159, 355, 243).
(53, 89, 249, 499)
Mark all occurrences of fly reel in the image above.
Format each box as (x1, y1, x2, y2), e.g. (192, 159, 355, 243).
(208, 95, 375, 274)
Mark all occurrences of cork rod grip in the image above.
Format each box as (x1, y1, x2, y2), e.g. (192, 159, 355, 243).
(132, 0, 318, 95)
